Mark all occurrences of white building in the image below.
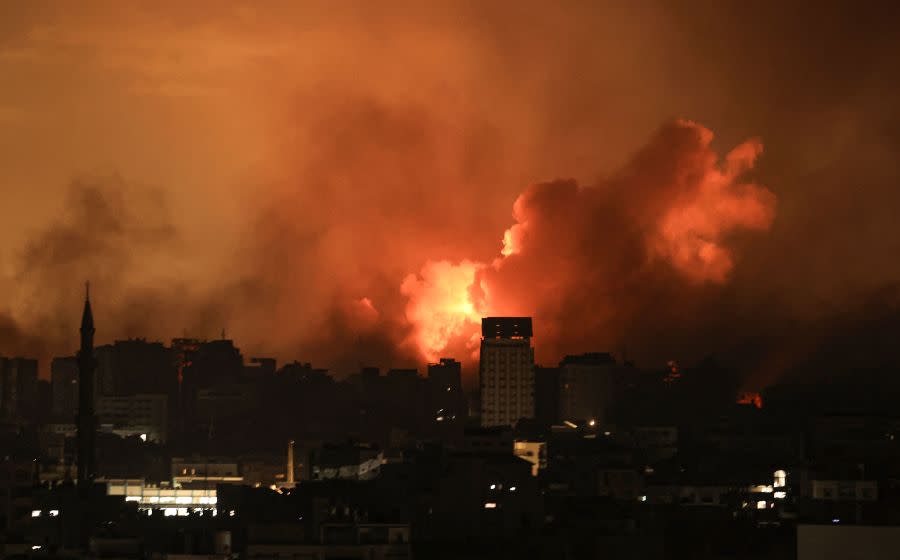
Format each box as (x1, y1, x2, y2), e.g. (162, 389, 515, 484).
(105, 479, 217, 516)
(479, 317, 535, 428)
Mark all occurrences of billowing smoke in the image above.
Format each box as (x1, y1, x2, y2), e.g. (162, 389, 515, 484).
(402, 120, 776, 368)
(0, 175, 222, 359)
(2, 2, 899, 389)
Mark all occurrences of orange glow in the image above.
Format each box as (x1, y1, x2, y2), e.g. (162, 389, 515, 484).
(652, 126, 775, 283)
(501, 228, 518, 257)
(401, 260, 484, 362)
(737, 391, 763, 409)
(400, 121, 775, 365)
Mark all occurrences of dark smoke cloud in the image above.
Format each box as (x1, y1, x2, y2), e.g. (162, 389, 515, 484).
(2, 1, 900, 389)
(397, 120, 777, 371)
(0, 174, 223, 362)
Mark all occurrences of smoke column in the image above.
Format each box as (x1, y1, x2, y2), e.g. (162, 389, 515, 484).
(402, 120, 776, 368)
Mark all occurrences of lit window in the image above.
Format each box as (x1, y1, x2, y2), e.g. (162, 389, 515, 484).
(756, 501, 767, 510)
(484, 502, 497, 509)
(49, 510, 59, 517)
(31, 510, 41, 517)
(773, 470, 787, 488)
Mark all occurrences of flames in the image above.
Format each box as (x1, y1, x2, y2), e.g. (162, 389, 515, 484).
(401, 260, 483, 362)
(398, 120, 777, 363)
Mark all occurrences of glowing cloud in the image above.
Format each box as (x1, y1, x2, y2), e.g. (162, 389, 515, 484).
(401, 120, 777, 363)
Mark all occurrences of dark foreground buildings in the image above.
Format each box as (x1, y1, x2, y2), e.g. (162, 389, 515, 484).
(4, 306, 900, 559)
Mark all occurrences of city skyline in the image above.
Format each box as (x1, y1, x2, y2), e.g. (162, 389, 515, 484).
(3, 3, 900, 558)
(3, 3, 900, 393)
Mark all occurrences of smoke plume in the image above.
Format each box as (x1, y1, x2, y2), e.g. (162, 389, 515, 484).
(402, 120, 776, 368)
(2, 2, 899, 389)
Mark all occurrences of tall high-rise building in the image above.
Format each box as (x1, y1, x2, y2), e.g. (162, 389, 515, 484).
(77, 285, 97, 486)
(534, 366, 561, 426)
(95, 339, 176, 397)
(0, 356, 38, 421)
(428, 358, 464, 422)
(51, 356, 79, 419)
(479, 317, 535, 427)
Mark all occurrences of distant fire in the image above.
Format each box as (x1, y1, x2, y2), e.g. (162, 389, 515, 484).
(737, 392, 763, 409)
(401, 260, 484, 362)
(399, 120, 776, 363)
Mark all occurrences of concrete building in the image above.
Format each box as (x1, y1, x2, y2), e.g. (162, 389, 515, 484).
(105, 478, 217, 514)
(310, 444, 383, 481)
(96, 393, 168, 443)
(246, 523, 411, 560)
(558, 352, 616, 426)
(171, 457, 243, 487)
(632, 425, 679, 463)
(534, 365, 560, 426)
(479, 317, 534, 427)
(94, 339, 176, 397)
(0, 357, 38, 421)
(50, 357, 79, 420)
(513, 440, 547, 476)
(427, 358, 464, 424)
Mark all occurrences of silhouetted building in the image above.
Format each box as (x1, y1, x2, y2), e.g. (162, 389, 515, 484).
(559, 352, 616, 425)
(427, 358, 464, 424)
(77, 286, 97, 486)
(180, 338, 245, 437)
(310, 443, 383, 481)
(246, 357, 277, 378)
(96, 393, 169, 443)
(182, 339, 244, 389)
(51, 356, 79, 419)
(534, 366, 561, 426)
(94, 339, 176, 397)
(0, 357, 38, 422)
(479, 317, 534, 427)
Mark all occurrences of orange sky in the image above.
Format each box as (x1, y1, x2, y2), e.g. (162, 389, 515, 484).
(2, 1, 899, 384)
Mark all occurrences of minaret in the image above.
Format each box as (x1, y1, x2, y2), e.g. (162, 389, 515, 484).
(76, 282, 97, 487)
(287, 440, 295, 486)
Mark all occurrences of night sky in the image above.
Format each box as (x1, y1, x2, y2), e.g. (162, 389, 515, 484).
(2, 1, 899, 386)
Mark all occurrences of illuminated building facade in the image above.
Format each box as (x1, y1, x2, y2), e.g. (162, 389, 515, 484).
(479, 317, 535, 428)
(105, 479, 217, 516)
